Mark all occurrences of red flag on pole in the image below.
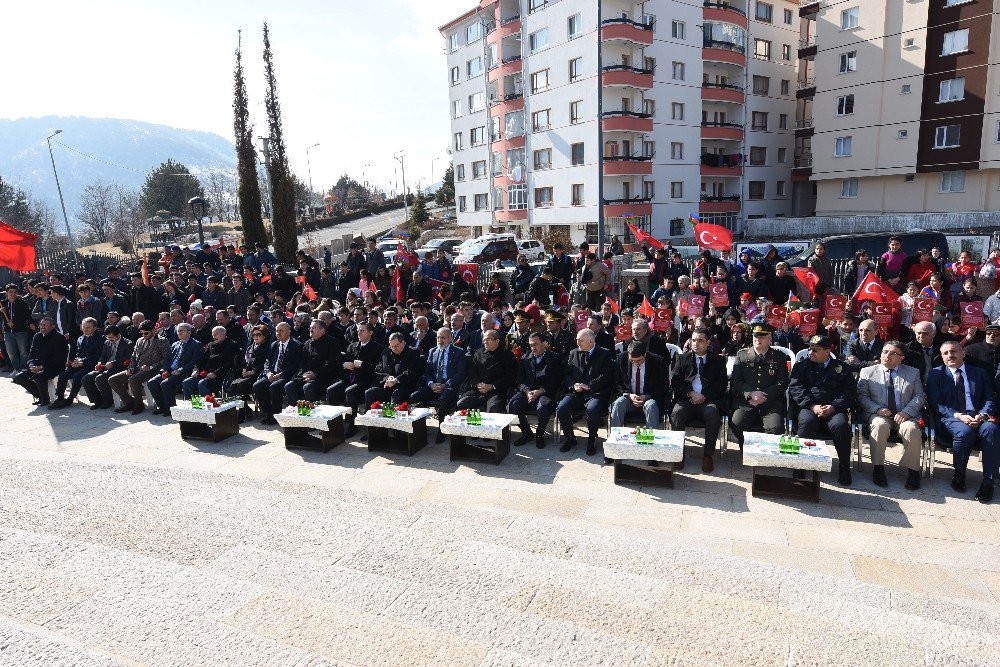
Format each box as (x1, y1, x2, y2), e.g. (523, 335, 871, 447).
(792, 267, 820, 298)
(627, 222, 664, 249)
(396, 242, 419, 268)
(392, 266, 403, 302)
(303, 283, 317, 301)
(851, 272, 898, 304)
(693, 223, 733, 252)
(0, 221, 39, 272)
(604, 296, 619, 314)
(455, 263, 479, 285)
(637, 296, 654, 318)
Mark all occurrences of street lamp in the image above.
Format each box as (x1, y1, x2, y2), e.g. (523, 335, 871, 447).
(45, 130, 76, 263)
(431, 157, 439, 186)
(394, 151, 408, 221)
(188, 196, 207, 246)
(305, 142, 320, 211)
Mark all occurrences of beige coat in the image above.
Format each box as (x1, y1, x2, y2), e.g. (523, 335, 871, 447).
(584, 261, 610, 293)
(857, 362, 925, 422)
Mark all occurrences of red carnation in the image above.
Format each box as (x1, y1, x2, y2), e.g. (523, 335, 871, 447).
(458, 409, 468, 416)
(371, 401, 382, 409)
(199, 370, 207, 377)
(95, 363, 104, 371)
(398, 402, 409, 411)
(161, 371, 169, 379)
(122, 360, 130, 367)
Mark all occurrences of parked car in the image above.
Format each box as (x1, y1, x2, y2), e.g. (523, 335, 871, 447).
(517, 239, 546, 261)
(455, 237, 520, 265)
(414, 237, 464, 260)
(376, 238, 401, 254)
(786, 231, 949, 265)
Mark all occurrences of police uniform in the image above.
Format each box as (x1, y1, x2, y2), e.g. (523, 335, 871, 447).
(544, 311, 574, 358)
(507, 310, 533, 359)
(729, 325, 789, 445)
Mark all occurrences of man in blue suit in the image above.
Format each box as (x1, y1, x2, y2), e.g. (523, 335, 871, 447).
(51, 317, 104, 409)
(148, 322, 204, 415)
(410, 327, 467, 443)
(927, 341, 999, 503)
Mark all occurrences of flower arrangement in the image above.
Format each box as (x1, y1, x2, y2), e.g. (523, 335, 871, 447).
(296, 400, 316, 416)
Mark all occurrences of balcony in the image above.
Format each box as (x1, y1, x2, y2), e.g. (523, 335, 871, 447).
(603, 197, 653, 218)
(701, 81, 745, 104)
(794, 117, 815, 137)
(489, 55, 522, 81)
(601, 17, 654, 45)
(796, 77, 816, 99)
(700, 196, 741, 214)
(703, 2, 748, 29)
(700, 154, 743, 177)
(496, 208, 528, 223)
(602, 64, 654, 89)
(603, 155, 654, 176)
(800, 0, 820, 18)
(601, 110, 654, 133)
(700, 121, 743, 141)
(703, 39, 747, 67)
(489, 92, 524, 115)
(493, 15, 521, 37)
(792, 152, 813, 180)
(798, 35, 817, 60)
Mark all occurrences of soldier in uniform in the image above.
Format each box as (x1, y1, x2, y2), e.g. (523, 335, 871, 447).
(788, 334, 857, 485)
(544, 310, 574, 358)
(729, 324, 789, 447)
(506, 310, 533, 359)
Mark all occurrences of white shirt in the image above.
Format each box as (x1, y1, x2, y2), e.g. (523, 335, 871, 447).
(692, 354, 707, 394)
(951, 364, 975, 414)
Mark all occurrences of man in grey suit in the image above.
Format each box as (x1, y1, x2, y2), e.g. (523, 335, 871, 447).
(857, 340, 926, 490)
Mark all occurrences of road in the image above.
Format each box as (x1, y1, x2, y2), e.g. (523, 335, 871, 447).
(296, 207, 411, 251)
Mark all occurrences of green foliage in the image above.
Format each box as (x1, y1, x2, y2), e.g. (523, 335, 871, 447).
(233, 29, 268, 248)
(408, 192, 429, 226)
(137, 159, 204, 219)
(262, 21, 298, 263)
(435, 164, 454, 205)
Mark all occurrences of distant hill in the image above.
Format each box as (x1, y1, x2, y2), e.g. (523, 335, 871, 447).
(0, 116, 237, 227)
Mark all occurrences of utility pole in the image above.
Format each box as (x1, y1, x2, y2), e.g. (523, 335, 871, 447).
(45, 130, 77, 265)
(394, 151, 409, 221)
(305, 142, 320, 210)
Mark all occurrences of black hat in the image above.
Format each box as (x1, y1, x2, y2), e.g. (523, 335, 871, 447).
(986, 324, 1000, 332)
(808, 335, 833, 349)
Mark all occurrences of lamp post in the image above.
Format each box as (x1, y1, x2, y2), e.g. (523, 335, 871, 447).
(305, 142, 320, 211)
(45, 130, 76, 263)
(188, 196, 207, 247)
(431, 157, 439, 187)
(394, 151, 408, 221)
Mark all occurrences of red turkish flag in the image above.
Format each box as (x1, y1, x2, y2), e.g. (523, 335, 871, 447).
(392, 266, 403, 303)
(961, 301, 984, 330)
(851, 272, 898, 305)
(627, 222, 664, 249)
(574, 309, 590, 332)
(799, 309, 820, 336)
(689, 294, 706, 315)
(396, 242, 419, 268)
(615, 325, 632, 342)
(873, 302, 894, 328)
(824, 295, 847, 320)
(766, 305, 787, 328)
(652, 307, 673, 331)
(303, 284, 317, 301)
(911, 297, 934, 323)
(637, 296, 654, 318)
(0, 220, 37, 272)
(604, 296, 619, 314)
(455, 263, 479, 285)
(709, 282, 729, 307)
(793, 267, 820, 298)
(693, 223, 733, 252)
(677, 298, 689, 317)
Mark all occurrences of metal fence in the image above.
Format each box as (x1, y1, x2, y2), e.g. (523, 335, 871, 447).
(0, 250, 134, 286)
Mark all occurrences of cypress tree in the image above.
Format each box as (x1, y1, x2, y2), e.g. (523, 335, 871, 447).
(233, 29, 268, 248)
(262, 22, 298, 262)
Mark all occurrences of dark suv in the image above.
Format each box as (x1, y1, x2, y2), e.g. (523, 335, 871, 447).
(456, 238, 519, 264)
(787, 231, 949, 265)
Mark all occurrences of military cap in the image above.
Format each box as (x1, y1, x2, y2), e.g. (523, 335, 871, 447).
(545, 310, 565, 322)
(751, 323, 774, 336)
(513, 309, 531, 324)
(808, 335, 833, 349)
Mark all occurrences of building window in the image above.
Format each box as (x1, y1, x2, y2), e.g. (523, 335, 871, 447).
(571, 142, 585, 165)
(672, 62, 685, 80)
(670, 142, 683, 159)
(776, 181, 786, 197)
(466, 22, 482, 43)
(508, 185, 527, 210)
(841, 7, 860, 29)
(942, 29, 969, 55)
(777, 148, 787, 162)
(572, 184, 584, 206)
(529, 0, 547, 12)
(752, 75, 770, 95)
(780, 79, 790, 95)
(493, 187, 503, 210)
(836, 94, 855, 115)
(839, 51, 857, 73)
(467, 57, 483, 78)
(506, 147, 525, 177)
(748, 182, 765, 200)
(567, 13, 582, 39)
(784, 8, 793, 24)
(469, 92, 485, 113)
(452, 100, 462, 118)
(455, 164, 465, 181)
(898, 129, 908, 139)
(453, 132, 463, 151)
(643, 181, 655, 199)
(568, 57, 582, 83)
(643, 99, 656, 116)
(530, 69, 550, 93)
(935, 124, 961, 148)
(450, 67, 460, 85)
(901, 83, 912, 94)
(671, 102, 684, 120)
(449, 33, 460, 52)
(570, 101, 582, 124)
(751, 111, 768, 131)
(841, 178, 859, 198)
(749, 146, 767, 165)
(531, 109, 551, 131)
(754, 39, 771, 59)
(671, 20, 685, 39)
(756, 2, 773, 22)
(534, 187, 553, 208)
(642, 14, 656, 29)
(781, 43, 791, 60)
(490, 116, 501, 142)
(939, 78, 965, 102)
(458, 196, 466, 212)
(670, 182, 683, 198)
(643, 141, 656, 157)
(834, 136, 853, 157)
(505, 110, 525, 137)
(470, 127, 485, 146)
(533, 148, 552, 170)
(491, 151, 502, 176)
(779, 114, 788, 129)
(941, 171, 966, 192)
(472, 160, 487, 179)
(488, 42, 498, 69)
(529, 29, 549, 52)
(474, 194, 489, 211)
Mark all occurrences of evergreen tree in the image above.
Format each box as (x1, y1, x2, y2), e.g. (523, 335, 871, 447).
(408, 192, 429, 226)
(233, 29, 268, 248)
(435, 165, 454, 205)
(262, 22, 298, 262)
(137, 160, 204, 219)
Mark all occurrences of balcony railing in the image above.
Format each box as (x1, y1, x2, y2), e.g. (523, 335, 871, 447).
(702, 81, 743, 91)
(703, 39, 746, 54)
(700, 194, 740, 202)
(797, 77, 816, 90)
(501, 54, 522, 64)
(602, 110, 654, 119)
(500, 14, 521, 26)
(703, 2, 747, 17)
(605, 155, 654, 162)
(794, 153, 813, 168)
(601, 17, 655, 30)
(700, 154, 743, 166)
(801, 0, 820, 7)
(799, 36, 817, 49)
(603, 196, 654, 205)
(794, 117, 814, 129)
(602, 64, 655, 75)
(701, 121, 741, 128)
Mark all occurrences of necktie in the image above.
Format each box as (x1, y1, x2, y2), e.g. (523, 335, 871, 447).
(110, 342, 117, 360)
(276, 343, 286, 372)
(886, 369, 897, 414)
(696, 357, 703, 380)
(437, 349, 445, 381)
(634, 364, 641, 395)
(955, 369, 969, 412)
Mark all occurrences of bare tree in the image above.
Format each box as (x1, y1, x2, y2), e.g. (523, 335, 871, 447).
(201, 170, 237, 222)
(78, 179, 116, 243)
(110, 185, 146, 256)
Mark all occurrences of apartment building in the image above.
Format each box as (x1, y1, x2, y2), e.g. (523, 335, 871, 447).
(796, 0, 1000, 216)
(441, 0, 800, 244)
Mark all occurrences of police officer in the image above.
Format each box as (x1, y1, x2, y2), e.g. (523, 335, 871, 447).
(788, 335, 857, 485)
(544, 310, 574, 358)
(506, 310, 533, 359)
(729, 324, 789, 447)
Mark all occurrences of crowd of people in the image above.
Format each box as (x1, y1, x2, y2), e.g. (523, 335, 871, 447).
(3, 233, 1000, 503)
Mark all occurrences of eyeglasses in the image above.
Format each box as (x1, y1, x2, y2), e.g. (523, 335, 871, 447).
(882, 351, 904, 357)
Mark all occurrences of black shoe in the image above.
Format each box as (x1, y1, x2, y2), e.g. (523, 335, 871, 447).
(132, 404, 145, 416)
(905, 469, 921, 491)
(838, 463, 852, 486)
(560, 439, 577, 453)
(951, 473, 966, 493)
(89, 403, 103, 410)
(48, 399, 63, 410)
(114, 402, 135, 414)
(100, 403, 114, 410)
(535, 435, 546, 449)
(604, 457, 612, 465)
(63, 397, 77, 408)
(586, 439, 596, 456)
(873, 465, 888, 488)
(260, 415, 277, 425)
(345, 424, 359, 438)
(975, 480, 994, 504)
(435, 430, 446, 444)
(514, 433, 533, 447)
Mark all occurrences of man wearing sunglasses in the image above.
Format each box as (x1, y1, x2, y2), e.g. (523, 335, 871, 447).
(108, 320, 171, 415)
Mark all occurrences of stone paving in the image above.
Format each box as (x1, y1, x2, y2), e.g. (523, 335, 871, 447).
(1, 379, 1000, 666)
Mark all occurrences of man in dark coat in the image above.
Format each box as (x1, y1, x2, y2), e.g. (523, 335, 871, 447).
(507, 332, 562, 448)
(82, 324, 134, 409)
(556, 329, 613, 456)
(364, 332, 425, 408)
(670, 326, 729, 472)
(457, 328, 516, 413)
(51, 317, 103, 409)
(253, 322, 303, 423)
(14, 317, 69, 406)
(284, 320, 342, 403)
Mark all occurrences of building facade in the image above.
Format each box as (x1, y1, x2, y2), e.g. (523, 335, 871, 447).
(441, 0, 801, 244)
(796, 0, 1000, 216)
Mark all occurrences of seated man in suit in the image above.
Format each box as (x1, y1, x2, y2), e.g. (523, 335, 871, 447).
(610, 341, 668, 430)
(253, 322, 303, 424)
(788, 335, 857, 486)
(858, 341, 926, 489)
(327, 321, 383, 438)
(82, 324, 134, 409)
(284, 319, 341, 404)
(845, 319, 883, 374)
(51, 317, 103, 409)
(507, 332, 562, 449)
(182, 325, 239, 399)
(411, 327, 468, 444)
(730, 323, 788, 447)
(364, 332, 425, 410)
(670, 326, 728, 472)
(927, 341, 999, 503)
(13, 316, 69, 406)
(457, 329, 516, 413)
(557, 328, 612, 456)
(148, 322, 204, 415)
(904, 321, 942, 386)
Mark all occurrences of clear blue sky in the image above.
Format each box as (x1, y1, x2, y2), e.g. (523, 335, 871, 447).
(5, 0, 472, 194)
